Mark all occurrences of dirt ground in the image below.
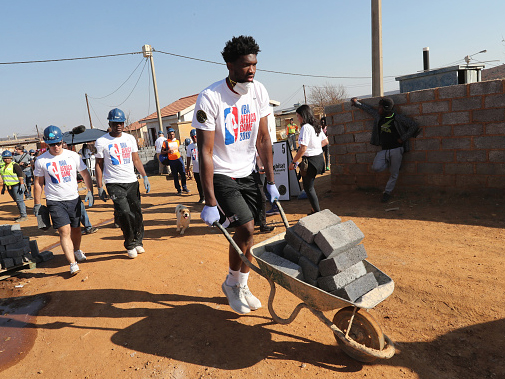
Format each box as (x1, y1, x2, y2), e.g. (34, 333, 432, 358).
(0, 172, 504, 379)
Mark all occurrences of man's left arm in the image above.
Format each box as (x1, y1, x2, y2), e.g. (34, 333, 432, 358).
(397, 115, 419, 143)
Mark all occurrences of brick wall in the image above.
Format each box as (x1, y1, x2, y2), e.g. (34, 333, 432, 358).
(325, 79, 505, 193)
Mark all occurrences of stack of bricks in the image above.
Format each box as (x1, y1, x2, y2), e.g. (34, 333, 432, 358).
(0, 224, 52, 271)
(260, 210, 379, 302)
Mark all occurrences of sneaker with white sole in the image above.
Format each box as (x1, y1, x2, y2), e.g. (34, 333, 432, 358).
(70, 262, 80, 276)
(135, 246, 145, 254)
(74, 249, 87, 262)
(241, 284, 262, 310)
(221, 281, 250, 314)
(127, 248, 137, 258)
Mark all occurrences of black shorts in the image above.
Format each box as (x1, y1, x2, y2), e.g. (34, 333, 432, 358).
(214, 173, 262, 227)
(46, 197, 81, 229)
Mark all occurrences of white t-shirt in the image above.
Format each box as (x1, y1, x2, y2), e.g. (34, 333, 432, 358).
(95, 133, 138, 184)
(33, 150, 87, 201)
(298, 124, 328, 157)
(155, 136, 166, 154)
(192, 79, 270, 178)
(186, 142, 199, 173)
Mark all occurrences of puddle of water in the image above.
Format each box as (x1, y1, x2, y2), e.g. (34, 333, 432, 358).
(0, 295, 48, 372)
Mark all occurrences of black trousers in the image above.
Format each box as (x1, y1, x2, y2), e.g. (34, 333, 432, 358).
(302, 164, 320, 213)
(194, 172, 204, 201)
(106, 181, 144, 250)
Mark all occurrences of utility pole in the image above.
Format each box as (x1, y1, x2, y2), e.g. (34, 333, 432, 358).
(35, 124, 40, 139)
(85, 93, 94, 129)
(371, 0, 383, 97)
(142, 44, 164, 135)
(303, 85, 307, 104)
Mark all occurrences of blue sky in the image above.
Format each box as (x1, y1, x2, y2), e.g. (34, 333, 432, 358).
(2, 0, 504, 136)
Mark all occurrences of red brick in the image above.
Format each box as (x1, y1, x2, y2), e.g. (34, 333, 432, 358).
(452, 124, 483, 136)
(427, 151, 454, 162)
(472, 109, 505, 123)
(441, 138, 471, 150)
(445, 163, 474, 175)
(421, 101, 449, 114)
(442, 112, 470, 125)
(456, 150, 487, 162)
(452, 97, 483, 111)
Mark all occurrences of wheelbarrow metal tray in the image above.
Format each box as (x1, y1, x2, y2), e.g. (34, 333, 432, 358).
(251, 232, 394, 311)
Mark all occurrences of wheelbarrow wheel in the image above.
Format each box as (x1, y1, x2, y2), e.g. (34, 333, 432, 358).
(332, 306, 385, 363)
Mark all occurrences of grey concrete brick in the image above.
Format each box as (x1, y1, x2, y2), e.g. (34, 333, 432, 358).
(10, 224, 21, 232)
(264, 240, 286, 257)
(314, 220, 365, 259)
(319, 245, 368, 277)
(299, 256, 320, 282)
(40, 251, 54, 262)
(293, 209, 341, 244)
(330, 272, 379, 302)
(2, 258, 15, 268)
(13, 256, 23, 266)
(299, 240, 324, 265)
(29, 240, 40, 258)
(260, 251, 304, 280)
(305, 278, 318, 287)
(6, 248, 25, 258)
(0, 234, 21, 246)
(283, 244, 302, 264)
(317, 261, 367, 292)
(285, 227, 304, 251)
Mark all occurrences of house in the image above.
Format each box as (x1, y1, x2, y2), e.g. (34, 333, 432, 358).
(141, 94, 199, 146)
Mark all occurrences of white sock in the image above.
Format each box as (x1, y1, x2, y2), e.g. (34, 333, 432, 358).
(238, 271, 249, 286)
(226, 269, 240, 286)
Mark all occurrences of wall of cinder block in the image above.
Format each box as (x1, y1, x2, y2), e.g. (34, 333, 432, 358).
(325, 79, 505, 193)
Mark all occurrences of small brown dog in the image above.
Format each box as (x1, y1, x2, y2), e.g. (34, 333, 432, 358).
(175, 204, 191, 235)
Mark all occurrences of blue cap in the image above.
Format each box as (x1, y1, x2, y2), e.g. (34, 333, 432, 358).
(158, 130, 164, 135)
(167, 128, 175, 133)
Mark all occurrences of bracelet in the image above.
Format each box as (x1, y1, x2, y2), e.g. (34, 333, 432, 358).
(266, 180, 275, 185)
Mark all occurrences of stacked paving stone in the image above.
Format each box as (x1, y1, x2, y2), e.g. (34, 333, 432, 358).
(0, 224, 53, 271)
(260, 209, 379, 302)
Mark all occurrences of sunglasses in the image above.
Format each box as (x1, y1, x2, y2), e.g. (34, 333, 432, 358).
(48, 142, 63, 147)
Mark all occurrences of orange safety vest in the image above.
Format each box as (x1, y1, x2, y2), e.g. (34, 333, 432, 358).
(163, 139, 181, 160)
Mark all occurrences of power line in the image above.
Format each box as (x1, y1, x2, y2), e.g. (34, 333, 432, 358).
(110, 58, 148, 107)
(0, 52, 142, 65)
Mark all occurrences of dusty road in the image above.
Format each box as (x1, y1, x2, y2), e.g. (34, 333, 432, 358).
(1, 172, 504, 378)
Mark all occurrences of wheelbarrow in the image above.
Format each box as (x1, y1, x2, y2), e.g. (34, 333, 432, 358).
(214, 200, 395, 363)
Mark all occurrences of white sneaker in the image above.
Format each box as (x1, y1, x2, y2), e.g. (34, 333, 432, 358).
(74, 249, 87, 262)
(241, 284, 262, 310)
(135, 246, 145, 254)
(70, 262, 80, 276)
(221, 281, 250, 314)
(127, 248, 137, 259)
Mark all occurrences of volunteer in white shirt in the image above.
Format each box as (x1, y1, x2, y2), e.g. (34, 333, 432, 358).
(33, 125, 94, 276)
(288, 104, 328, 214)
(154, 130, 167, 175)
(95, 108, 151, 259)
(193, 35, 280, 315)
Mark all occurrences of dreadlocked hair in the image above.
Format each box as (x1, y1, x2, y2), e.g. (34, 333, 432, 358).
(221, 35, 260, 63)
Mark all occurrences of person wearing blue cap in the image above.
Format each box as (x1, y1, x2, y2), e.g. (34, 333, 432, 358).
(95, 108, 151, 259)
(154, 130, 167, 175)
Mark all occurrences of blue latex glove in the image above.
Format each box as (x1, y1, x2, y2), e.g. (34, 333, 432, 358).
(18, 183, 26, 195)
(84, 190, 94, 208)
(33, 203, 42, 216)
(266, 183, 280, 201)
(143, 176, 150, 193)
(98, 187, 108, 202)
(200, 205, 220, 226)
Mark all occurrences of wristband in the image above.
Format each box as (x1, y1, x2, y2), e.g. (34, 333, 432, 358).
(266, 180, 275, 185)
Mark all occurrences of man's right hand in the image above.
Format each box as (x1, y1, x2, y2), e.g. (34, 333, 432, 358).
(33, 204, 42, 216)
(200, 205, 220, 226)
(351, 97, 359, 106)
(98, 187, 109, 202)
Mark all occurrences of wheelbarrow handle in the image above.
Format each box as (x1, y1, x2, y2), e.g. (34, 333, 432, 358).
(273, 199, 290, 230)
(213, 221, 263, 276)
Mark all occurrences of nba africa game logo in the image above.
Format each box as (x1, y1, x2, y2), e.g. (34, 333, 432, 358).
(224, 107, 239, 145)
(108, 143, 132, 165)
(224, 104, 256, 146)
